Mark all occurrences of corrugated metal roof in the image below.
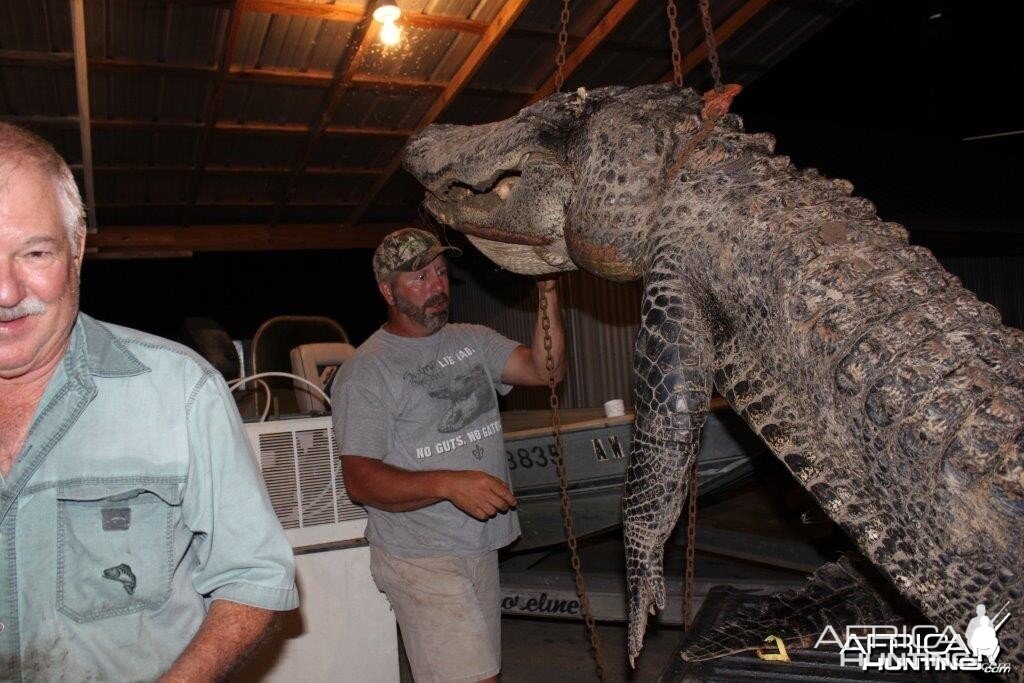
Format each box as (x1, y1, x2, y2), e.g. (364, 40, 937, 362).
(330, 87, 435, 128)
(0, 0, 73, 52)
(207, 132, 305, 166)
(220, 82, 324, 123)
(85, 1, 222, 64)
(0, 66, 78, 115)
(0, 0, 860, 256)
(236, 11, 356, 72)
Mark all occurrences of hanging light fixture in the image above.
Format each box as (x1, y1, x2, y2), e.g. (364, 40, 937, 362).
(372, 1, 402, 47)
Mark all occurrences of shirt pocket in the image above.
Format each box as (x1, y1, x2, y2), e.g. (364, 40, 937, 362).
(55, 481, 182, 623)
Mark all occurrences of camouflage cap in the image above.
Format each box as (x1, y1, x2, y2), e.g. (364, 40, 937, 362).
(372, 228, 462, 282)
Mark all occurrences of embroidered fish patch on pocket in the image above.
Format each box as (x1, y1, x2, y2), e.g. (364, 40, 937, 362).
(102, 563, 137, 595)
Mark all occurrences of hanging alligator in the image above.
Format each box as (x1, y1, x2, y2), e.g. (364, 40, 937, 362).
(403, 83, 1024, 671)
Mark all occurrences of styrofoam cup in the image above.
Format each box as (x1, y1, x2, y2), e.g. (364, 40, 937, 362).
(604, 399, 625, 418)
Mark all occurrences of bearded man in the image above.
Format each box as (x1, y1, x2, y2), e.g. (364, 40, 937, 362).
(0, 122, 297, 681)
(331, 227, 565, 683)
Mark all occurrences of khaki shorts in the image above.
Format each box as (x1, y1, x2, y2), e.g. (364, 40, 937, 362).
(370, 547, 501, 683)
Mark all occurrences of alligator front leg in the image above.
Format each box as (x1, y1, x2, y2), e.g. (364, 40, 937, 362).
(624, 258, 713, 666)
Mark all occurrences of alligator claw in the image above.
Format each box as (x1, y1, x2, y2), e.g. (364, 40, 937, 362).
(626, 544, 667, 664)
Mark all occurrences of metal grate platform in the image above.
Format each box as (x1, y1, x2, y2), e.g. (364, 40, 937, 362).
(659, 587, 982, 682)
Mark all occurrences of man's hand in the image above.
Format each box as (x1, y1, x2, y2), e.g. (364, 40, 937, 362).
(536, 274, 558, 294)
(439, 470, 517, 520)
(500, 275, 566, 387)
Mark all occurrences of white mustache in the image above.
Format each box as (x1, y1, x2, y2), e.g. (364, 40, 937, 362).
(0, 297, 47, 322)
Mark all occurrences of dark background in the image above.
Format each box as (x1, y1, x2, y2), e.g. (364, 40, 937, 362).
(79, 0, 1022, 345)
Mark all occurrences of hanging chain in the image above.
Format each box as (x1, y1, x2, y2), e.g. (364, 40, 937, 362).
(553, 0, 571, 92)
(539, 286, 608, 683)
(682, 457, 699, 630)
(661, 83, 741, 182)
(697, 0, 723, 92)
(666, 0, 684, 88)
(662, 0, 743, 182)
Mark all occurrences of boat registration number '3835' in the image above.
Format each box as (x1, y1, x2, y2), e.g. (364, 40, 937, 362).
(505, 436, 626, 470)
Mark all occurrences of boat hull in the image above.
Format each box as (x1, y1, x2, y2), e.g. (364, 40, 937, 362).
(502, 405, 766, 550)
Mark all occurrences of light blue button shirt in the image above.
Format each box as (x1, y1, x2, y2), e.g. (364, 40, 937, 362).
(0, 314, 298, 682)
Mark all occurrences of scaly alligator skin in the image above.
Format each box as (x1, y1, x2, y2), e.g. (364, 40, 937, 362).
(404, 84, 1024, 669)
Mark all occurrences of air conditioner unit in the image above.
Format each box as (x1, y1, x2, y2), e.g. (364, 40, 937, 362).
(238, 416, 399, 683)
(245, 416, 368, 547)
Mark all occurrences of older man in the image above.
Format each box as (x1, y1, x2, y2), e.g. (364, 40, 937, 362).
(331, 228, 565, 683)
(0, 124, 297, 680)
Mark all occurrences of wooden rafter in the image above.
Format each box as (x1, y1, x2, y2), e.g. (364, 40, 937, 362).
(271, 6, 376, 223)
(345, 0, 532, 228)
(528, 0, 646, 104)
(86, 223, 404, 252)
(0, 114, 412, 138)
(81, 164, 381, 176)
(183, 0, 245, 226)
(217, 122, 411, 137)
(658, 0, 773, 84)
(244, 0, 488, 34)
(69, 0, 97, 232)
(232, 66, 446, 90)
(0, 50, 445, 91)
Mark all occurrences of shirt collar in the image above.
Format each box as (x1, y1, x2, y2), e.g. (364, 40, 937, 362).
(72, 313, 150, 378)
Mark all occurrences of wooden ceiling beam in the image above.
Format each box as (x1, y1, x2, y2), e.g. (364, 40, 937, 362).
(86, 249, 195, 260)
(461, 84, 536, 98)
(528, 0, 646, 104)
(0, 50, 214, 78)
(230, 67, 447, 90)
(0, 51, 445, 91)
(244, 0, 488, 34)
(349, 73, 446, 91)
(216, 121, 412, 136)
(97, 201, 360, 208)
(1, 114, 411, 137)
(85, 164, 382, 176)
(0, 48, 77, 68)
(69, 0, 97, 233)
(86, 223, 404, 252)
(658, 0, 774, 84)
(346, 0, 532, 228)
(184, 0, 245, 226)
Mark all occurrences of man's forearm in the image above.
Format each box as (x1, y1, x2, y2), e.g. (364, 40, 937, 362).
(343, 456, 448, 511)
(342, 455, 517, 520)
(531, 280, 565, 382)
(161, 600, 278, 683)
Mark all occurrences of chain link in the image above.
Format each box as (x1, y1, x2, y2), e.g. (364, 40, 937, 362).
(683, 457, 699, 630)
(697, 0, 723, 92)
(666, 0, 684, 88)
(539, 288, 608, 683)
(554, 0, 571, 92)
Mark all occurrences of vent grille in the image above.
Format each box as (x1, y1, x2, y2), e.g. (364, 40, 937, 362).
(256, 426, 366, 529)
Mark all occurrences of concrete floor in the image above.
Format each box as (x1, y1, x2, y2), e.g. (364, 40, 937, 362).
(495, 464, 844, 682)
(393, 462, 845, 682)
(501, 616, 684, 682)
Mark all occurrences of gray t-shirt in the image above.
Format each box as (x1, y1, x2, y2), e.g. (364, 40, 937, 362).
(331, 323, 522, 557)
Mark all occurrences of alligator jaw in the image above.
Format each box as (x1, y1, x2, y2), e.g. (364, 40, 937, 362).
(411, 144, 577, 275)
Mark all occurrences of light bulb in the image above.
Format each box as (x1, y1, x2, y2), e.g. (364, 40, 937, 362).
(372, 3, 401, 24)
(379, 21, 402, 47)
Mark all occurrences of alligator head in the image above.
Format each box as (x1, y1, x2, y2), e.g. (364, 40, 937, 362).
(406, 85, 707, 281)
